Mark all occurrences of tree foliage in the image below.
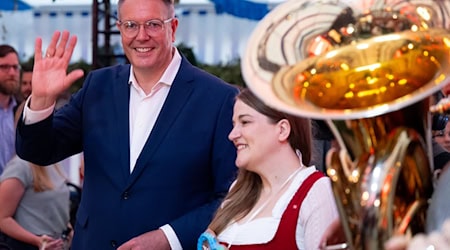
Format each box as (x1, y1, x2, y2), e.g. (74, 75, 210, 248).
(178, 43, 246, 87)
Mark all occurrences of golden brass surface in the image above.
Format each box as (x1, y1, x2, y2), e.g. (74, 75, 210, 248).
(273, 30, 450, 113)
(325, 102, 433, 249)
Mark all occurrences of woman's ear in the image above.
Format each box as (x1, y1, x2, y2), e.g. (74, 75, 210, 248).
(277, 119, 291, 141)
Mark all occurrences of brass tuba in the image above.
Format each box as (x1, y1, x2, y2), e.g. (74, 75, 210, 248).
(241, 0, 450, 249)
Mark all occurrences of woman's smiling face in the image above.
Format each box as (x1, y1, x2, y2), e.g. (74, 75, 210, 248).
(228, 99, 280, 171)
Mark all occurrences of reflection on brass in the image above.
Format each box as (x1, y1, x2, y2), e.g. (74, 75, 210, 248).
(324, 101, 433, 249)
(241, 1, 450, 249)
(273, 29, 450, 112)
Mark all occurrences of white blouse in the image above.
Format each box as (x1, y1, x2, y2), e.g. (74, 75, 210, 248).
(217, 166, 339, 250)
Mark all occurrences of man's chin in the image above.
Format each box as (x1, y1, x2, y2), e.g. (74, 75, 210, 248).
(0, 86, 19, 95)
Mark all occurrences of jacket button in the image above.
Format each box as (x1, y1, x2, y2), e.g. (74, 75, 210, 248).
(111, 240, 117, 247)
(122, 191, 129, 200)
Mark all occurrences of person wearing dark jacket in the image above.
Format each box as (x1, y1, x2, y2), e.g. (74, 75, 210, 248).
(15, 0, 238, 249)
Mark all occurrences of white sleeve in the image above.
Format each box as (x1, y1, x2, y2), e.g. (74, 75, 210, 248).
(298, 177, 340, 250)
(160, 224, 183, 250)
(22, 96, 55, 125)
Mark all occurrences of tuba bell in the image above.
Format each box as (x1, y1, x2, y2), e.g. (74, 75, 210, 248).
(241, 0, 450, 249)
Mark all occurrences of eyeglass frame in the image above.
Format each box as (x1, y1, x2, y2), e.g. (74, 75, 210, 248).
(0, 64, 21, 72)
(117, 18, 173, 38)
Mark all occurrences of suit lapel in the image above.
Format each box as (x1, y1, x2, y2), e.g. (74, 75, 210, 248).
(126, 58, 195, 187)
(112, 65, 132, 183)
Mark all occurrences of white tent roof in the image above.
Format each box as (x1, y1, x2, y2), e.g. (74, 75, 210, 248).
(5, 0, 285, 64)
(22, 0, 212, 6)
(23, 0, 284, 7)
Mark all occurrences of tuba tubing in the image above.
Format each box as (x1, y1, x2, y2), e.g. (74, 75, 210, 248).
(325, 100, 434, 249)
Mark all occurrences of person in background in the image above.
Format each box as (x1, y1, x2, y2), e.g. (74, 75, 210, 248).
(0, 44, 20, 175)
(431, 90, 450, 153)
(427, 163, 450, 234)
(0, 102, 72, 250)
(15, 0, 238, 249)
(0, 158, 72, 250)
(429, 91, 450, 176)
(199, 88, 339, 249)
(15, 63, 33, 104)
(433, 120, 450, 152)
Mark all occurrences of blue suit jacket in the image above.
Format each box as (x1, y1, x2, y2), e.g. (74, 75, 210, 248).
(16, 57, 238, 249)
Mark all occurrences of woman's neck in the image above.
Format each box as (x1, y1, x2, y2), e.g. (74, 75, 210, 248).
(259, 152, 304, 193)
(237, 165, 303, 225)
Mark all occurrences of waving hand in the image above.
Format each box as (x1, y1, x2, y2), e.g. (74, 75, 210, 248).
(30, 30, 85, 110)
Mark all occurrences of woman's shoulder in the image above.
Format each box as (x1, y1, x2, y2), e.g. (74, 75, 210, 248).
(296, 166, 325, 181)
(0, 156, 33, 185)
(289, 166, 334, 209)
(300, 167, 332, 192)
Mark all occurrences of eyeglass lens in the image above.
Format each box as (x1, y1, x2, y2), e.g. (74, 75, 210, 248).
(119, 18, 171, 37)
(0, 64, 21, 71)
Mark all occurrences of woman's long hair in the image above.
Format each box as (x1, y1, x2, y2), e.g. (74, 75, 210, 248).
(30, 163, 66, 192)
(209, 88, 312, 234)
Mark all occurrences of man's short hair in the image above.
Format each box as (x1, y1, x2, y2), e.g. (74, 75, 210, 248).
(0, 44, 18, 58)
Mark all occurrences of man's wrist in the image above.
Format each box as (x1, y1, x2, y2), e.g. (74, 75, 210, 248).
(29, 95, 57, 111)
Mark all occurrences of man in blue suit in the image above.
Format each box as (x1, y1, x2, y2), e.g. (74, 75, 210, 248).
(15, 0, 238, 249)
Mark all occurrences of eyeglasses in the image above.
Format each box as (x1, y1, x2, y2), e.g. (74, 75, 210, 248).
(117, 18, 173, 38)
(0, 64, 21, 72)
